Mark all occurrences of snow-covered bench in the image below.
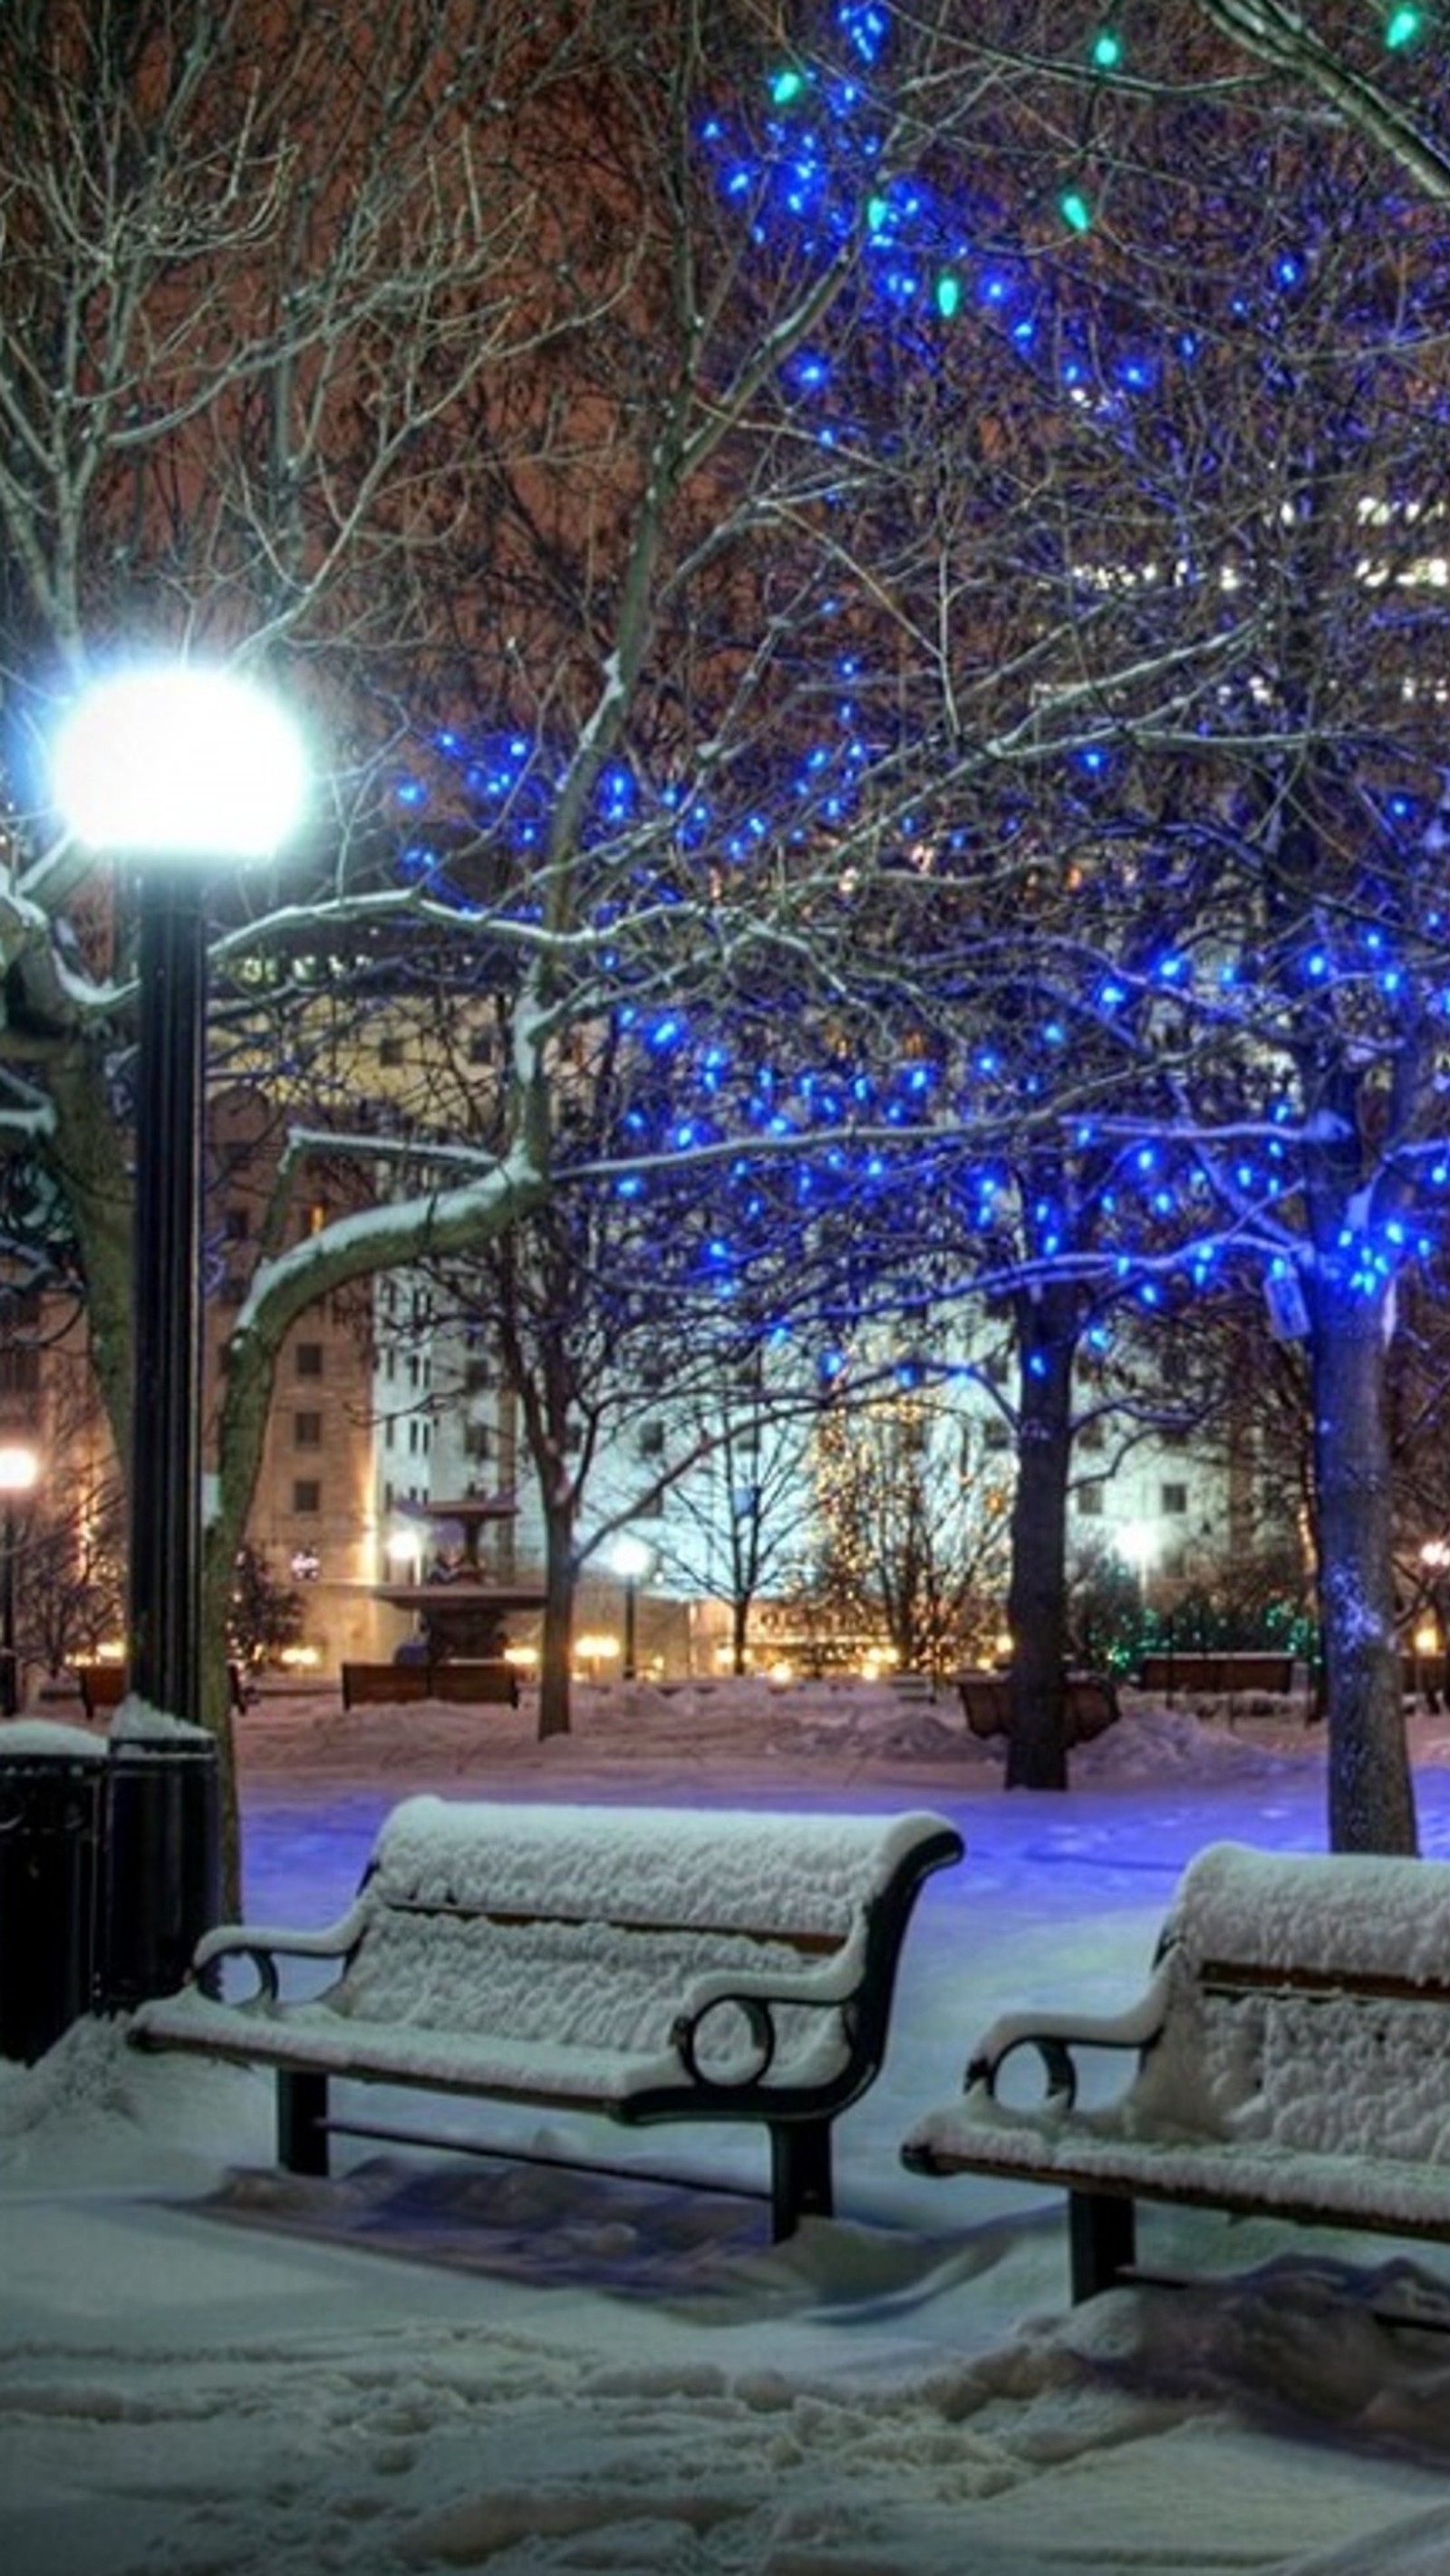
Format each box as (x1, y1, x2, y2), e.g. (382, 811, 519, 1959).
(130, 1796, 963, 2239)
(902, 1839, 1450, 2299)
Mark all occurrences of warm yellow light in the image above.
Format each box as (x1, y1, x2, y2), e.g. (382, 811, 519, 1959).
(0, 1443, 39, 1496)
(279, 1644, 321, 1668)
(504, 1643, 538, 1668)
(1414, 1623, 1440, 1660)
(575, 1633, 619, 1661)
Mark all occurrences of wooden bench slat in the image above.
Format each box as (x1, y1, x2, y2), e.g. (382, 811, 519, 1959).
(383, 1896, 840, 1952)
(1199, 1959, 1450, 2007)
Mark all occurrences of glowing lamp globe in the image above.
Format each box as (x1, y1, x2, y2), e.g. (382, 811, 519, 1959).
(0, 1443, 38, 1497)
(51, 664, 309, 860)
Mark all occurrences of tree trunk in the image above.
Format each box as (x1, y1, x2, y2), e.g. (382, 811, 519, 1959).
(1310, 1281, 1417, 1854)
(536, 1497, 576, 1739)
(1005, 1283, 1078, 1789)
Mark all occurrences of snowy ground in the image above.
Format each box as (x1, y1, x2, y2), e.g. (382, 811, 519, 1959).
(8, 1678, 1450, 2573)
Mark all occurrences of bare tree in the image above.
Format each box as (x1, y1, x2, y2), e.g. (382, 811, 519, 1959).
(811, 1380, 1010, 1678)
(3, 2, 1022, 1887)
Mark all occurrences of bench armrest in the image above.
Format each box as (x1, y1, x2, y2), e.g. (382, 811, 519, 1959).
(670, 1917, 869, 2087)
(190, 1901, 372, 2000)
(964, 1961, 1174, 2113)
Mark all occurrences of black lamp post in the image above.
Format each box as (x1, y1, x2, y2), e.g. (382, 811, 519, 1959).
(612, 1535, 655, 1683)
(51, 665, 308, 1997)
(129, 867, 208, 1723)
(0, 1442, 38, 1716)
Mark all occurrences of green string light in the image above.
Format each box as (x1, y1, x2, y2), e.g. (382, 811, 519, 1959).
(1059, 187, 1094, 235)
(934, 272, 962, 318)
(1385, 4, 1425, 44)
(1088, 27, 1125, 71)
(770, 66, 807, 103)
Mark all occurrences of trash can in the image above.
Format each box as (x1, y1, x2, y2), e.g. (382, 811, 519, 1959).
(0, 1722, 107, 2062)
(103, 1726, 221, 2011)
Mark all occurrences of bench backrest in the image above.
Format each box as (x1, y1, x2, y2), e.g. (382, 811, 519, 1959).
(1137, 1652, 1294, 1695)
(1134, 1840, 1450, 2162)
(334, 1798, 962, 2085)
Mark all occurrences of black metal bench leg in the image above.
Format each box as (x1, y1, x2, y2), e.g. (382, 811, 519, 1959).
(1068, 2189, 1135, 2300)
(770, 2122, 833, 2239)
(278, 2068, 330, 2175)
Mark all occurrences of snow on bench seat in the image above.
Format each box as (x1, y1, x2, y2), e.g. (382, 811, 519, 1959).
(902, 1839, 1450, 2297)
(131, 1796, 963, 2238)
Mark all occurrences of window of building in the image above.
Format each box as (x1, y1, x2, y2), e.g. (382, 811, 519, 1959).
(295, 1342, 324, 1379)
(983, 1420, 1012, 1453)
(1161, 1482, 1189, 1516)
(1078, 1418, 1106, 1451)
(1076, 1485, 1106, 1517)
(294, 1410, 323, 1448)
(292, 1479, 321, 1515)
(637, 1420, 665, 1460)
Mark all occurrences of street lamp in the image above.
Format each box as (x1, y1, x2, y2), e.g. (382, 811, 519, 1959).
(0, 1441, 39, 1716)
(1419, 1540, 1450, 1713)
(611, 1535, 656, 1682)
(51, 666, 309, 1728)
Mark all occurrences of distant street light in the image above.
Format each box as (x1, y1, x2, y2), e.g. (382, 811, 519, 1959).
(52, 664, 310, 1729)
(0, 1441, 39, 1717)
(611, 1535, 657, 1682)
(1116, 1521, 1159, 1638)
(384, 1525, 424, 1581)
(1419, 1540, 1450, 1713)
